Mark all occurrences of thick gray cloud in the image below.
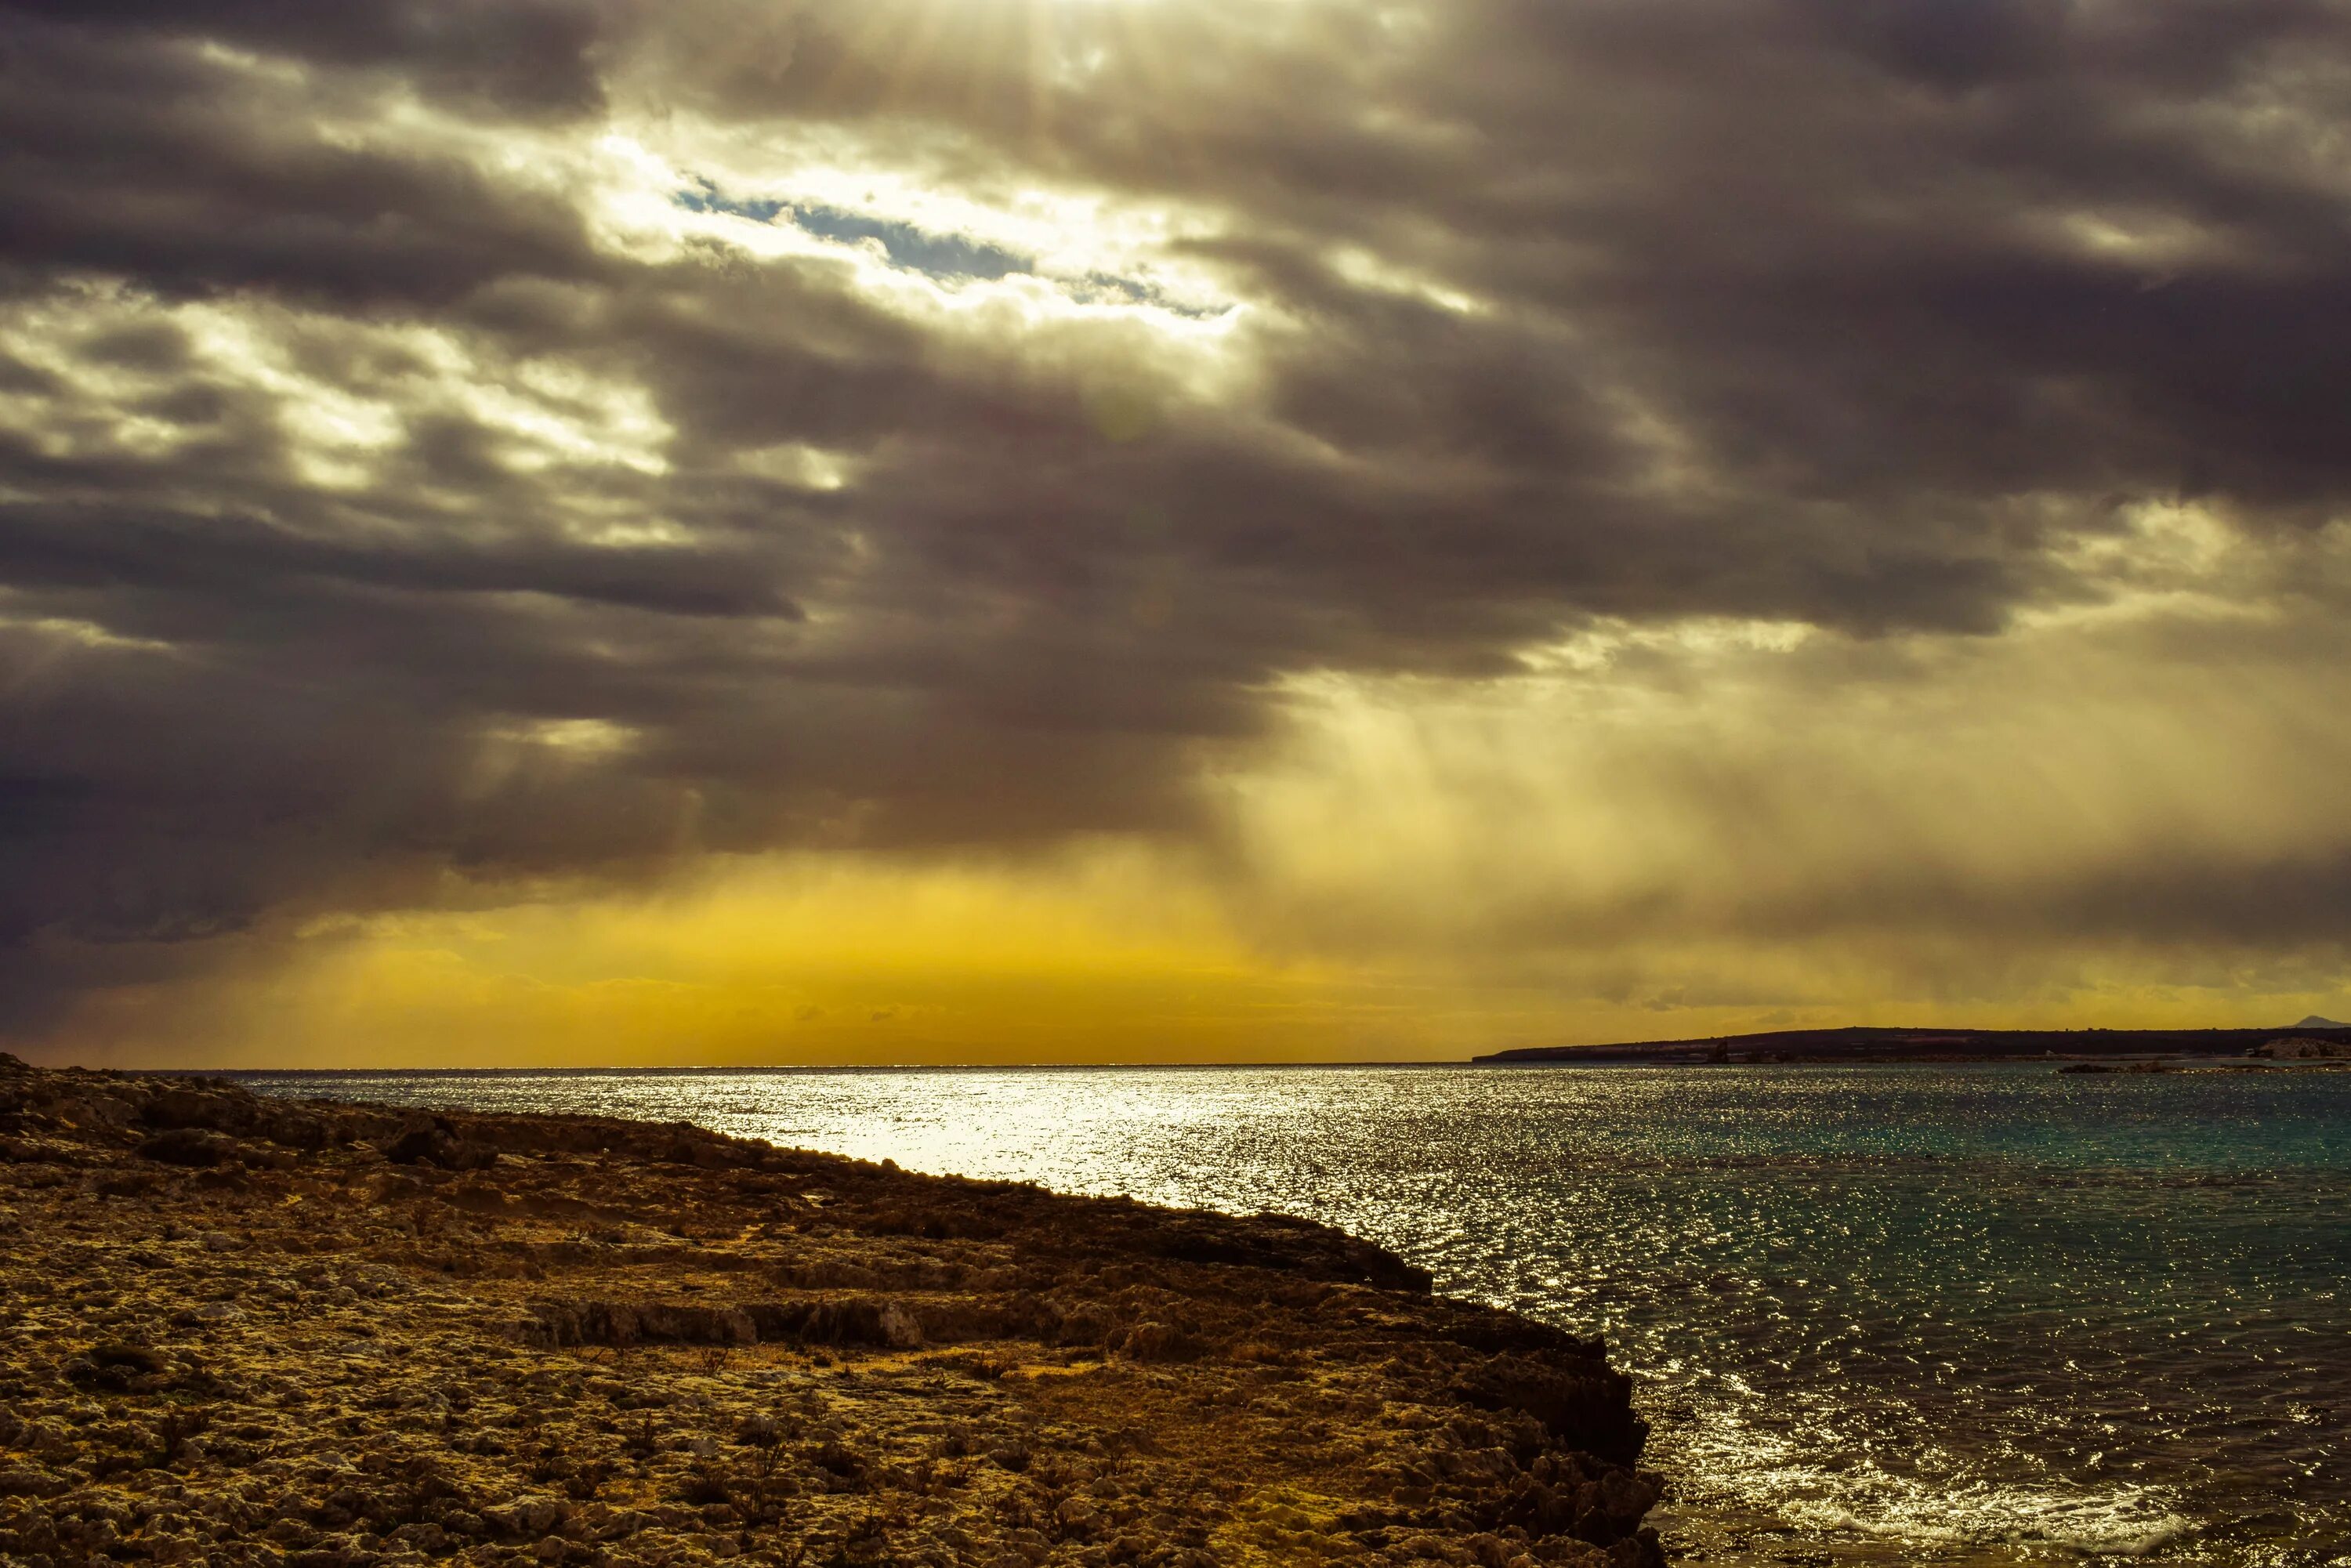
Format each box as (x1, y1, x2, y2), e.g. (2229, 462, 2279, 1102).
(5, 0, 2351, 1041)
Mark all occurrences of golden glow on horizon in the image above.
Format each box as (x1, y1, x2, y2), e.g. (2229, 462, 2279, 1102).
(39, 844, 2346, 1072)
(34, 568, 2351, 1070)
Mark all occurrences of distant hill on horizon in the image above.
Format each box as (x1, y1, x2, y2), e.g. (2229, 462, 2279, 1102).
(1475, 1023, 2351, 1065)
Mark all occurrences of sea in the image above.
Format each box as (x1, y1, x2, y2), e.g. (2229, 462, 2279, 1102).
(234, 1063, 2351, 1567)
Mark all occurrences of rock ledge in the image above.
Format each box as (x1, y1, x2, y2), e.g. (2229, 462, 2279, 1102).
(0, 1056, 1664, 1568)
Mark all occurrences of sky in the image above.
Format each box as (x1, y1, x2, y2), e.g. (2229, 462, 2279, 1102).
(5, 0, 2351, 1068)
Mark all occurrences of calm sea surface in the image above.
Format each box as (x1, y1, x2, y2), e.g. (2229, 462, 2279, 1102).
(235, 1065, 2351, 1567)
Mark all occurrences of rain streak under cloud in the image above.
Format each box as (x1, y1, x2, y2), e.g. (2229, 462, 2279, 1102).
(5, 0, 2351, 1065)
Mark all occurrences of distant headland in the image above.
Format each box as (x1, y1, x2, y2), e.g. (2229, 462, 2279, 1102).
(1474, 1023, 2351, 1065)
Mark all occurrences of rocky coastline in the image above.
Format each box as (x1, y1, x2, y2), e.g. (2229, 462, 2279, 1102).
(0, 1056, 1666, 1568)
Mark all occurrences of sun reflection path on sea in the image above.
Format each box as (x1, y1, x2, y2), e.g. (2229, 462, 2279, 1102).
(238, 1064, 2351, 1568)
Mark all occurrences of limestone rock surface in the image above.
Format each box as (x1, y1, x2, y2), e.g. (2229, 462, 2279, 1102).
(0, 1055, 1665, 1568)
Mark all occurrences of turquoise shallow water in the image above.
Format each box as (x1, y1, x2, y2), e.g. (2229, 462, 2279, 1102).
(235, 1064, 2351, 1566)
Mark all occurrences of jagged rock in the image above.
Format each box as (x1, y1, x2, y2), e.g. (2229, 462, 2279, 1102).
(1118, 1320, 1197, 1362)
(90, 1342, 168, 1374)
(262, 1108, 336, 1150)
(140, 1086, 254, 1135)
(136, 1128, 236, 1167)
(380, 1114, 498, 1171)
(483, 1497, 568, 1538)
(519, 1298, 758, 1349)
(0, 1465, 68, 1497)
(1455, 1356, 1647, 1465)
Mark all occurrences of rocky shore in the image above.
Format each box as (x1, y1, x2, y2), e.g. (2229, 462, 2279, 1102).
(0, 1057, 1665, 1568)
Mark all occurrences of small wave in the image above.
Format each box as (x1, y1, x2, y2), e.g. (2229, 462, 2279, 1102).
(2098, 1523, 2194, 1558)
(1671, 1411, 2193, 1559)
(1774, 1483, 2191, 1558)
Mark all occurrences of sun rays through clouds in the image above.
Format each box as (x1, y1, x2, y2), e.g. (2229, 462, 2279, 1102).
(7, 0, 2351, 1062)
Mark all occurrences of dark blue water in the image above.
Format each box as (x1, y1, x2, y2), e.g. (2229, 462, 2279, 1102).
(237, 1064, 2351, 1566)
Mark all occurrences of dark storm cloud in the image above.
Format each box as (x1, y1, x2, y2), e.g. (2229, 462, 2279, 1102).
(5, 0, 2351, 1030)
(0, 22, 608, 309)
(0, 0, 607, 118)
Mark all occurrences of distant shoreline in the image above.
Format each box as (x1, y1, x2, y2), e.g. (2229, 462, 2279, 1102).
(1474, 1024, 2351, 1066)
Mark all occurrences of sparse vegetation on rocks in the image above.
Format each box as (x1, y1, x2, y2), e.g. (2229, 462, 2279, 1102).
(0, 1056, 1665, 1568)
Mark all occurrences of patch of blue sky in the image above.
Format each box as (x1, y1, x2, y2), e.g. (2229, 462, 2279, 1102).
(673, 179, 1233, 318)
(1067, 271, 1232, 321)
(675, 182, 788, 226)
(791, 204, 1031, 282)
(675, 179, 1027, 282)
